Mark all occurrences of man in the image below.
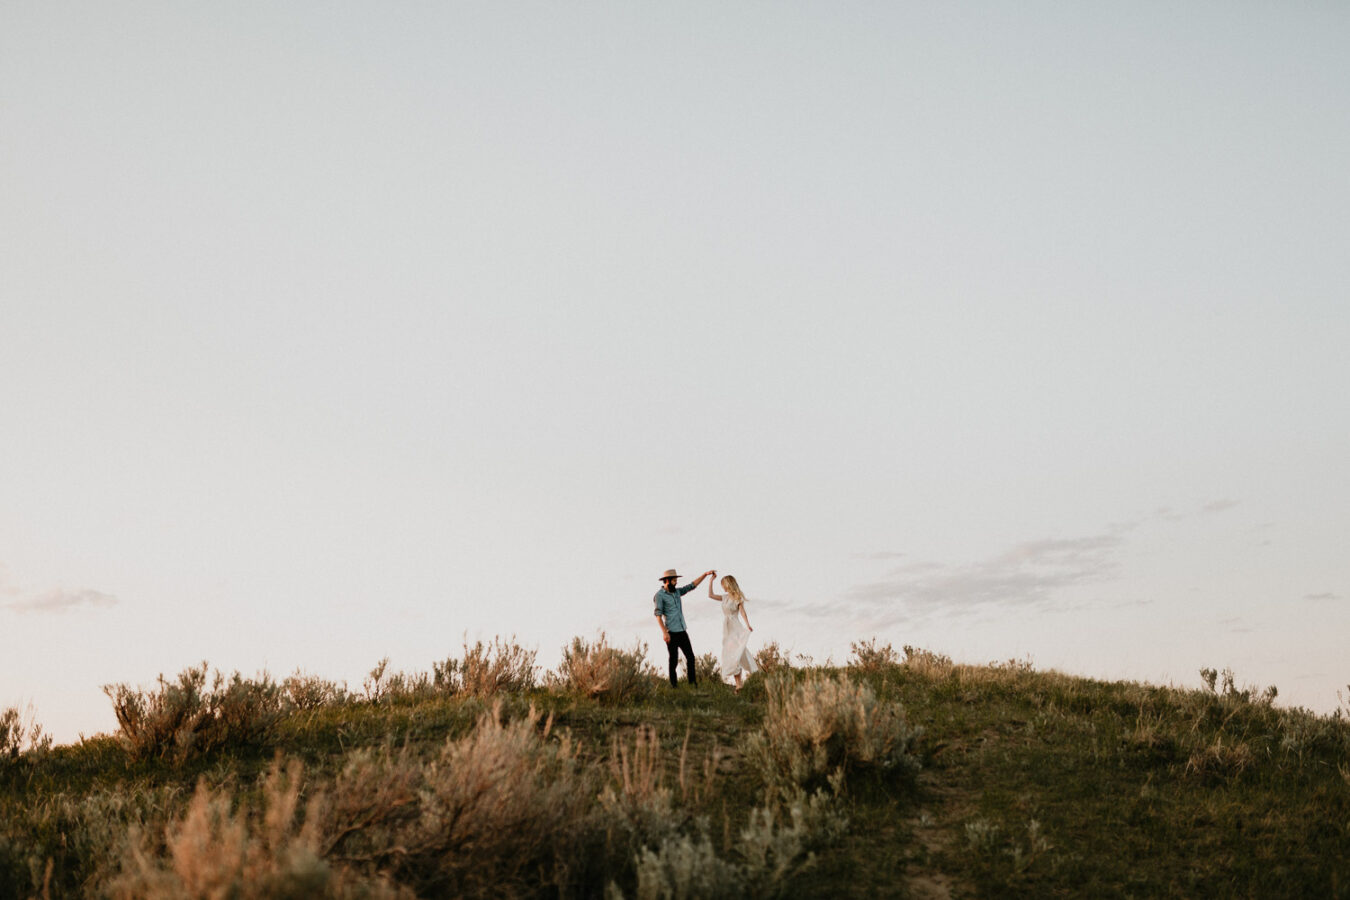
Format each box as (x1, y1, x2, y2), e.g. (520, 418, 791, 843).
(654, 567, 714, 687)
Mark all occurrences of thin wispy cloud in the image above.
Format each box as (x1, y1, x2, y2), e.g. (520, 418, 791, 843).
(792, 531, 1126, 629)
(5, 588, 119, 614)
(1303, 592, 1340, 602)
(1217, 616, 1253, 634)
(851, 551, 907, 561)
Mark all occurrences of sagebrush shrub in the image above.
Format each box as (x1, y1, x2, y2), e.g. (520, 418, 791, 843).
(696, 652, 722, 684)
(0, 704, 50, 762)
(738, 786, 849, 884)
(753, 642, 792, 674)
(901, 645, 952, 677)
(551, 633, 655, 702)
(283, 671, 350, 710)
(318, 744, 424, 869)
(1199, 666, 1278, 706)
(0, 781, 179, 898)
(362, 658, 435, 704)
(745, 672, 921, 793)
(103, 664, 285, 765)
(433, 637, 538, 697)
(617, 787, 847, 900)
(390, 703, 602, 897)
(109, 760, 409, 899)
(629, 830, 744, 900)
(848, 638, 899, 673)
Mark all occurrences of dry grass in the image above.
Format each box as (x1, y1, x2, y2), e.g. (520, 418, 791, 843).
(601, 724, 722, 850)
(1184, 736, 1255, 783)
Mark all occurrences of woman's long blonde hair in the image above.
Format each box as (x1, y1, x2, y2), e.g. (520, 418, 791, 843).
(720, 575, 746, 609)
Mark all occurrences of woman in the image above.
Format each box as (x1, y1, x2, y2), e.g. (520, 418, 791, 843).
(709, 572, 757, 692)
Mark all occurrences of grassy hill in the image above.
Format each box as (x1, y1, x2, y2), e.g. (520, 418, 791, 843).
(3, 637, 1348, 898)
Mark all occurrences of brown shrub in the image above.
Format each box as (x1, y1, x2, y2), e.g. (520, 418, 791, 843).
(551, 633, 655, 703)
(361, 659, 435, 705)
(0, 704, 51, 762)
(108, 760, 409, 899)
(753, 642, 793, 675)
(695, 652, 723, 684)
(848, 638, 899, 674)
(432, 636, 538, 697)
(389, 703, 601, 897)
(282, 672, 350, 710)
(103, 664, 284, 765)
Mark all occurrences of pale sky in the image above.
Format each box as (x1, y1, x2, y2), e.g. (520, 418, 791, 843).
(3, 2, 1348, 743)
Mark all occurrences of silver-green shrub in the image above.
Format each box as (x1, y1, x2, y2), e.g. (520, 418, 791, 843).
(744, 672, 921, 793)
(616, 787, 848, 900)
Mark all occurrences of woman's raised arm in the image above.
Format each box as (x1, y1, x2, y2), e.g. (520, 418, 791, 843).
(708, 571, 722, 601)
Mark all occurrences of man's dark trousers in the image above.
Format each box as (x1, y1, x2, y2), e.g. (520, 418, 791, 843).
(666, 630, 696, 686)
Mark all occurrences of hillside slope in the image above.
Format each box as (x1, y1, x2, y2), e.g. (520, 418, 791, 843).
(3, 642, 1348, 898)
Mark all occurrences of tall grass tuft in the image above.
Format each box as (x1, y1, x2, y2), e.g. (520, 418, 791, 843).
(745, 672, 921, 794)
(103, 664, 284, 765)
(551, 633, 655, 702)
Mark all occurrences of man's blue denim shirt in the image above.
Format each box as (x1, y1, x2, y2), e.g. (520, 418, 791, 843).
(653, 582, 696, 633)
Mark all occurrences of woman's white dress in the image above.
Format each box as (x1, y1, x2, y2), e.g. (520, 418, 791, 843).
(720, 596, 758, 683)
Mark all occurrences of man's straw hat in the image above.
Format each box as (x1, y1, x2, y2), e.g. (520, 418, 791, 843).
(659, 569, 680, 581)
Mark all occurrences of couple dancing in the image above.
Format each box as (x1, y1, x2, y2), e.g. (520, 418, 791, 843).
(653, 568, 758, 692)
